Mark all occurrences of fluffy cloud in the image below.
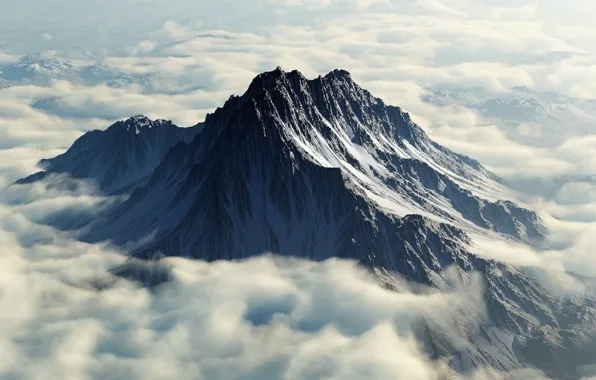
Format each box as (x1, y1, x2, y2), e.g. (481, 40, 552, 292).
(0, 174, 488, 379)
(470, 216, 596, 283)
(0, 52, 21, 65)
(0, 165, 554, 380)
(267, 0, 390, 11)
(0, 159, 494, 380)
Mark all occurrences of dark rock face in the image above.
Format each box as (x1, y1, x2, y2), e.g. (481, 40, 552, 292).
(87, 68, 543, 254)
(513, 297, 596, 379)
(16, 115, 201, 194)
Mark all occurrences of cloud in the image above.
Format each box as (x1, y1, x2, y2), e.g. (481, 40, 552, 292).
(0, 166, 574, 378)
(267, 0, 334, 9)
(0, 52, 21, 65)
(0, 249, 470, 380)
(127, 40, 158, 56)
(93, 1, 585, 95)
(0, 164, 494, 380)
(161, 21, 194, 39)
(0, 171, 490, 380)
(0, 163, 556, 380)
(3, 0, 595, 164)
(267, 0, 390, 11)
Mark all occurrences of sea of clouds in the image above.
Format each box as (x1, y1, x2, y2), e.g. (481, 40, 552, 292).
(1, 0, 596, 378)
(0, 168, 510, 379)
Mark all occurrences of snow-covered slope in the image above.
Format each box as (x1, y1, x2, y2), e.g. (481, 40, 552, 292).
(0, 55, 189, 94)
(17, 115, 201, 194)
(0, 55, 80, 83)
(0, 55, 157, 89)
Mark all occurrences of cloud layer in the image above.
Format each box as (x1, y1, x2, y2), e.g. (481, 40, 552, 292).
(1, 1, 596, 378)
(0, 177, 488, 380)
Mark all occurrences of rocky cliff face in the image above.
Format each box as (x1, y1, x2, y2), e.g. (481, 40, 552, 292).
(16, 115, 201, 194)
(88, 68, 542, 252)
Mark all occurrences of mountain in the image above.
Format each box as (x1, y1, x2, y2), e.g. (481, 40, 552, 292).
(422, 85, 596, 147)
(0, 55, 159, 90)
(17, 68, 594, 377)
(513, 297, 596, 378)
(0, 55, 195, 96)
(0, 55, 80, 85)
(85, 68, 542, 252)
(16, 115, 201, 194)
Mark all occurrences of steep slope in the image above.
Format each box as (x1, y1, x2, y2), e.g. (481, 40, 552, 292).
(513, 296, 596, 379)
(88, 68, 542, 252)
(16, 115, 201, 194)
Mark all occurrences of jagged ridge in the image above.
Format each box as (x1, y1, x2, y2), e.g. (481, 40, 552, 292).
(16, 115, 201, 194)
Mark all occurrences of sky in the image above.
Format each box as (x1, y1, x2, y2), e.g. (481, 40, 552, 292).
(1, 0, 596, 379)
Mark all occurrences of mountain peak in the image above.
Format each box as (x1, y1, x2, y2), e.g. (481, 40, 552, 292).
(124, 114, 153, 127)
(204, 68, 349, 126)
(110, 115, 173, 135)
(324, 68, 352, 80)
(255, 66, 290, 81)
(244, 68, 357, 99)
(16, 114, 200, 194)
(128, 114, 152, 122)
(13, 66, 586, 377)
(243, 67, 307, 96)
(259, 66, 307, 78)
